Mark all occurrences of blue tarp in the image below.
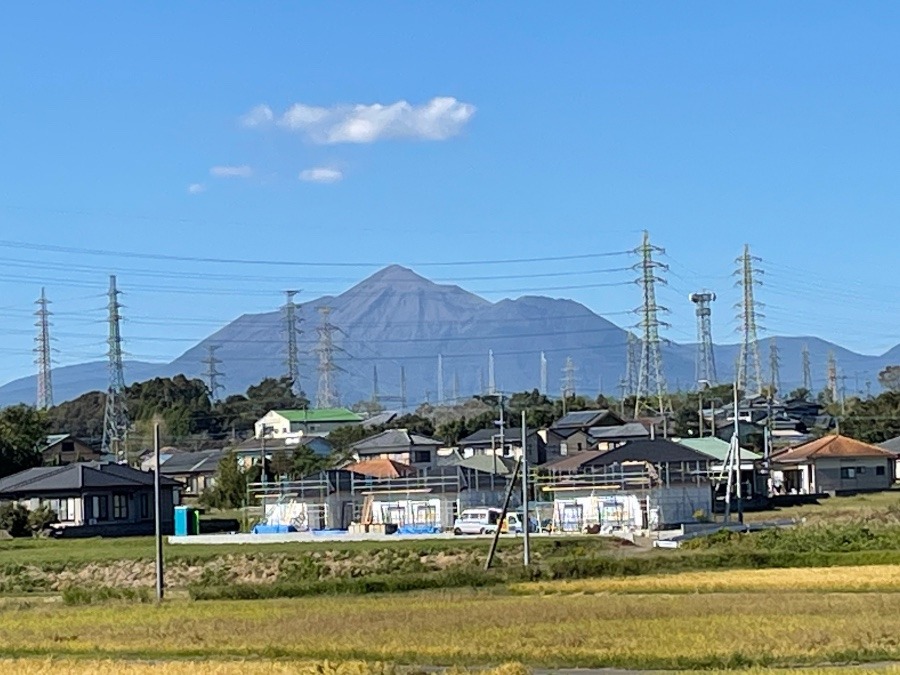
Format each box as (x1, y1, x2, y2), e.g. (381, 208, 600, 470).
(252, 524, 296, 534)
(311, 529, 347, 536)
(397, 524, 441, 535)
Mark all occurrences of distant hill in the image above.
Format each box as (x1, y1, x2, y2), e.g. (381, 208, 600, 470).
(0, 265, 895, 406)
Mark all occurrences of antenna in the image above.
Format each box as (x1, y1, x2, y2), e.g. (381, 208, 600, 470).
(101, 275, 129, 462)
(34, 288, 53, 409)
(735, 244, 764, 396)
(282, 290, 302, 395)
(689, 291, 718, 385)
(633, 231, 671, 417)
(203, 344, 225, 402)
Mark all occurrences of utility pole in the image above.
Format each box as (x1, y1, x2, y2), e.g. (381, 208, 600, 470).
(153, 420, 164, 602)
(539, 351, 548, 394)
(735, 244, 764, 397)
(521, 410, 530, 567)
(202, 344, 224, 402)
(827, 351, 838, 403)
(437, 354, 445, 405)
(371, 364, 380, 408)
(282, 290, 302, 396)
(34, 287, 54, 409)
(633, 231, 671, 419)
(689, 291, 718, 386)
(101, 275, 129, 463)
(801, 343, 813, 393)
(488, 349, 496, 396)
(315, 306, 343, 408)
(400, 365, 407, 410)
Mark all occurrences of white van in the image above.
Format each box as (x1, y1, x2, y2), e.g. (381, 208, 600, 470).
(452, 507, 502, 535)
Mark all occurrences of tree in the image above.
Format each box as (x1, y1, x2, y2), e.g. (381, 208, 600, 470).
(270, 446, 293, 479)
(879, 366, 900, 393)
(201, 450, 246, 510)
(0, 503, 31, 537)
(292, 446, 330, 478)
(788, 387, 811, 402)
(0, 405, 47, 479)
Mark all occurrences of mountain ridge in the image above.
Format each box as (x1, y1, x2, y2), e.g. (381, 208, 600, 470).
(0, 265, 895, 406)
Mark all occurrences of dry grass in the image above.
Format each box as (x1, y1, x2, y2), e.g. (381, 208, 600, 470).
(512, 563, 900, 595)
(4, 590, 900, 668)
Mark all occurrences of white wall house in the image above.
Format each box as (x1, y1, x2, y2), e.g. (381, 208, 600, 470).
(255, 408, 363, 440)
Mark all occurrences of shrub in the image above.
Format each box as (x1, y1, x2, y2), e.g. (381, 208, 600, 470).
(0, 503, 31, 538)
(27, 504, 57, 535)
(61, 586, 152, 606)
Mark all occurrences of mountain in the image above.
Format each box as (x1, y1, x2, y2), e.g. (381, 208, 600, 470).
(0, 265, 895, 406)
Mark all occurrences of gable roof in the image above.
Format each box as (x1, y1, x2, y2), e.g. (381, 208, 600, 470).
(588, 422, 650, 441)
(455, 454, 518, 476)
(879, 436, 900, 456)
(272, 408, 363, 424)
(773, 435, 895, 463)
(552, 409, 624, 430)
(0, 462, 179, 496)
(345, 458, 416, 479)
(159, 449, 224, 475)
(458, 427, 535, 446)
(676, 437, 762, 463)
(541, 439, 711, 472)
(351, 429, 441, 455)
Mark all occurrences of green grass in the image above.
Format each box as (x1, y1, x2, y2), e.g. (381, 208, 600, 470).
(743, 487, 900, 524)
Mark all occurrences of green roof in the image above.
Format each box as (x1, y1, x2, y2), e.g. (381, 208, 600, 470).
(273, 408, 363, 423)
(677, 437, 761, 463)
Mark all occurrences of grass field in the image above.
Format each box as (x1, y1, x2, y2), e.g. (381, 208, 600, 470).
(4, 582, 900, 668)
(743, 489, 900, 524)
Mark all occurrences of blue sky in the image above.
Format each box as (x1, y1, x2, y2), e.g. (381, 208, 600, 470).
(0, 3, 899, 385)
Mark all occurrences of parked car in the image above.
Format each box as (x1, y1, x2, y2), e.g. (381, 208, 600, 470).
(453, 507, 502, 535)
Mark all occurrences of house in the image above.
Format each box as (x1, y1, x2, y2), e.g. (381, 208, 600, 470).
(879, 436, 900, 479)
(544, 409, 627, 456)
(0, 462, 179, 537)
(536, 439, 714, 529)
(456, 427, 546, 464)
(676, 436, 766, 503)
(771, 435, 895, 495)
(714, 420, 765, 450)
(349, 429, 442, 469)
(158, 449, 224, 498)
(588, 422, 650, 449)
(41, 434, 101, 466)
(232, 435, 334, 471)
(254, 408, 363, 439)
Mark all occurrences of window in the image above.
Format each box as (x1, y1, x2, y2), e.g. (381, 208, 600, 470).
(858, 466, 867, 474)
(112, 494, 128, 520)
(91, 495, 109, 521)
(412, 450, 431, 464)
(61, 440, 75, 454)
(139, 494, 150, 519)
(840, 467, 856, 480)
(45, 498, 75, 522)
(877, 466, 887, 476)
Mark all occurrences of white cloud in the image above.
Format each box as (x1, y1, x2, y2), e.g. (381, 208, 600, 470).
(299, 167, 343, 184)
(242, 96, 475, 144)
(187, 183, 205, 194)
(240, 104, 274, 128)
(210, 165, 253, 178)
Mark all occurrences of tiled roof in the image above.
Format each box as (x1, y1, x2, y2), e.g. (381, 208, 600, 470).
(552, 409, 622, 429)
(773, 435, 895, 462)
(541, 439, 711, 472)
(0, 462, 178, 496)
(351, 429, 441, 455)
(159, 449, 224, 474)
(345, 458, 416, 479)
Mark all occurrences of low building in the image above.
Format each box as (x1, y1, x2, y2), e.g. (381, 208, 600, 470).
(0, 462, 180, 537)
(41, 434, 101, 466)
(771, 435, 895, 494)
(879, 436, 900, 480)
(544, 409, 628, 457)
(254, 408, 363, 439)
(232, 434, 334, 470)
(158, 449, 224, 498)
(349, 429, 442, 469)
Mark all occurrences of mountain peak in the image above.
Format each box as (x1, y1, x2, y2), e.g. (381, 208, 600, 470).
(362, 264, 432, 287)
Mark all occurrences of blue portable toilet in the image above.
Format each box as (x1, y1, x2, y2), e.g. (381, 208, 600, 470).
(174, 505, 192, 536)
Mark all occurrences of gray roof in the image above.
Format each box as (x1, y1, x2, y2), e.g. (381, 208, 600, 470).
(880, 437, 900, 455)
(588, 422, 649, 441)
(362, 411, 399, 428)
(542, 439, 712, 471)
(160, 449, 224, 475)
(351, 429, 442, 455)
(233, 435, 333, 456)
(0, 462, 178, 496)
(455, 454, 518, 476)
(459, 427, 533, 446)
(553, 410, 618, 429)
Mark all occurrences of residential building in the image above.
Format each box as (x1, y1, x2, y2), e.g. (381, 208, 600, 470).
(879, 436, 900, 479)
(232, 434, 333, 471)
(544, 409, 627, 457)
(456, 427, 546, 464)
(588, 422, 650, 449)
(41, 434, 101, 466)
(158, 449, 224, 498)
(254, 408, 363, 439)
(0, 462, 179, 537)
(771, 435, 895, 494)
(349, 429, 442, 469)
